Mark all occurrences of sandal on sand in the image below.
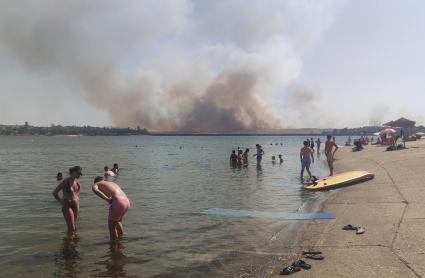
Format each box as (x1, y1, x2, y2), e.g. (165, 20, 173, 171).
(342, 224, 357, 230)
(302, 250, 322, 255)
(279, 266, 301, 275)
(356, 227, 366, 234)
(304, 253, 324, 260)
(292, 260, 311, 269)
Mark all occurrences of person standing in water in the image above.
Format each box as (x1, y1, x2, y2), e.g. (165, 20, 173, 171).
(315, 138, 321, 154)
(278, 154, 283, 164)
(310, 137, 315, 152)
(92, 176, 131, 241)
(325, 135, 339, 176)
(242, 148, 249, 165)
(230, 150, 237, 165)
(52, 166, 83, 235)
(253, 144, 265, 163)
(237, 149, 243, 166)
(300, 141, 314, 180)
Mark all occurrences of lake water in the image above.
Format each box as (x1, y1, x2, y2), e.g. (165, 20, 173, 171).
(0, 135, 344, 277)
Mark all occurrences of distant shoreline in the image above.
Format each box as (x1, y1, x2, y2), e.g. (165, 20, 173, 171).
(150, 133, 365, 136)
(1, 133, 372, 137)
(2, 123, 424, 137)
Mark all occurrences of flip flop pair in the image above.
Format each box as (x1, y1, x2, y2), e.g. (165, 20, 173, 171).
(279, 260, 311, 275)
(302, 250, 322, 255)
(304, 253, 324, 260)
(302, 250, 325, 260)
(342, 224, 366, 234)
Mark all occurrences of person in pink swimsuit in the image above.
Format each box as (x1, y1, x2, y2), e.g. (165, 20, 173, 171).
(92, 176, 130, 240)
(52, 166, 82, 235)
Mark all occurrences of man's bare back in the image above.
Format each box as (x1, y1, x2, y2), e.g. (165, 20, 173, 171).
(94, 180, 127, 200)
(92, 176, 130, 240)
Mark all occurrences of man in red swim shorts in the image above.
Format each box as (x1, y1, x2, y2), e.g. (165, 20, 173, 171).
(92, 176, 130, 240)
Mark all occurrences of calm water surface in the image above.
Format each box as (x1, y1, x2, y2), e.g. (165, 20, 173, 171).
(0, 135, 345, 277)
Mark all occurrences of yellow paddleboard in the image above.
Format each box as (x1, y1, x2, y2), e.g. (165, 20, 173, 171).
(305, 171, 374, 191)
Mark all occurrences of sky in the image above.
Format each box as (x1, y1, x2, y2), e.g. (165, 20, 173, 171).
(0, 0, 424, 131)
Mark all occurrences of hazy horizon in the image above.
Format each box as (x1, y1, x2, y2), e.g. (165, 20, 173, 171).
(1, 1, 424, 131)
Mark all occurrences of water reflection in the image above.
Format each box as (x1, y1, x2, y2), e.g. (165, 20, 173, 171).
(54, 235, 81, 278)
(230, 161, 243, 172)
(256, 163, 263, 180)
(97, 240, 127, 277)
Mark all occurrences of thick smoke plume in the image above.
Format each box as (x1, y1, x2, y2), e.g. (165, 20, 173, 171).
(0, 0, 335, 132)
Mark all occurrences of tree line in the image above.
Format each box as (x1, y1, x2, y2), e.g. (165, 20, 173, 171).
(0, 123, 149, 136)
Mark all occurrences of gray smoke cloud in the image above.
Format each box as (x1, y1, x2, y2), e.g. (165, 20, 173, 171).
(0, 0, 335, 132)
(369, 104, 390, 126)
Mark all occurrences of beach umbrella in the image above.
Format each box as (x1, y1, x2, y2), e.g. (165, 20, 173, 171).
(379, 128, 396, 135)
(378, 128, 396, 146)
(383, 118, 416, 148)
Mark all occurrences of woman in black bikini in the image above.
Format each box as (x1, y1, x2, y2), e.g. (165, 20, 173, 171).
(53, 166, 82, 235)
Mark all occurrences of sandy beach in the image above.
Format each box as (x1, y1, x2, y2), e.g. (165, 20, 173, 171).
(272, 139, 425, 277)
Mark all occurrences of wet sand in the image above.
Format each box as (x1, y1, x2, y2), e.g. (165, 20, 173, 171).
(272, 139, 425, 277)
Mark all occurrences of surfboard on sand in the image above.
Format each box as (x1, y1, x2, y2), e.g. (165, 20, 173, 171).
(305, 170, 374, 191)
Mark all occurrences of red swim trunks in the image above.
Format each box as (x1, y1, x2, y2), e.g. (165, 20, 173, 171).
(109, 197, 130, 221)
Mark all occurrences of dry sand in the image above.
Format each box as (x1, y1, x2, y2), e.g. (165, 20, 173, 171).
(271, 139, 425, 277)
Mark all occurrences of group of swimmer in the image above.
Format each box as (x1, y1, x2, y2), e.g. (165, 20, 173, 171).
(300, 135, 339, 180)
(230, 144, 273, 166)
(104, 163, 119, 178)
(52, 164, 130, 241)
(228, 135, 339, 181)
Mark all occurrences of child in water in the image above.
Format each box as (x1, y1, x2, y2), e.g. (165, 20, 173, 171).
(230, 150, 237, 164)
(104, 166, 116, 179)
(237, 149, 243, 165)
(56, 172, 63, 182)
(242, 148, 249, 165)
(278, 154, 283, 164)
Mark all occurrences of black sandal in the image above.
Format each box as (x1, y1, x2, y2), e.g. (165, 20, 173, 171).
(279, 266, 301, 275)
(342, 224, 357, 230)
(292, 260, 311, 269)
